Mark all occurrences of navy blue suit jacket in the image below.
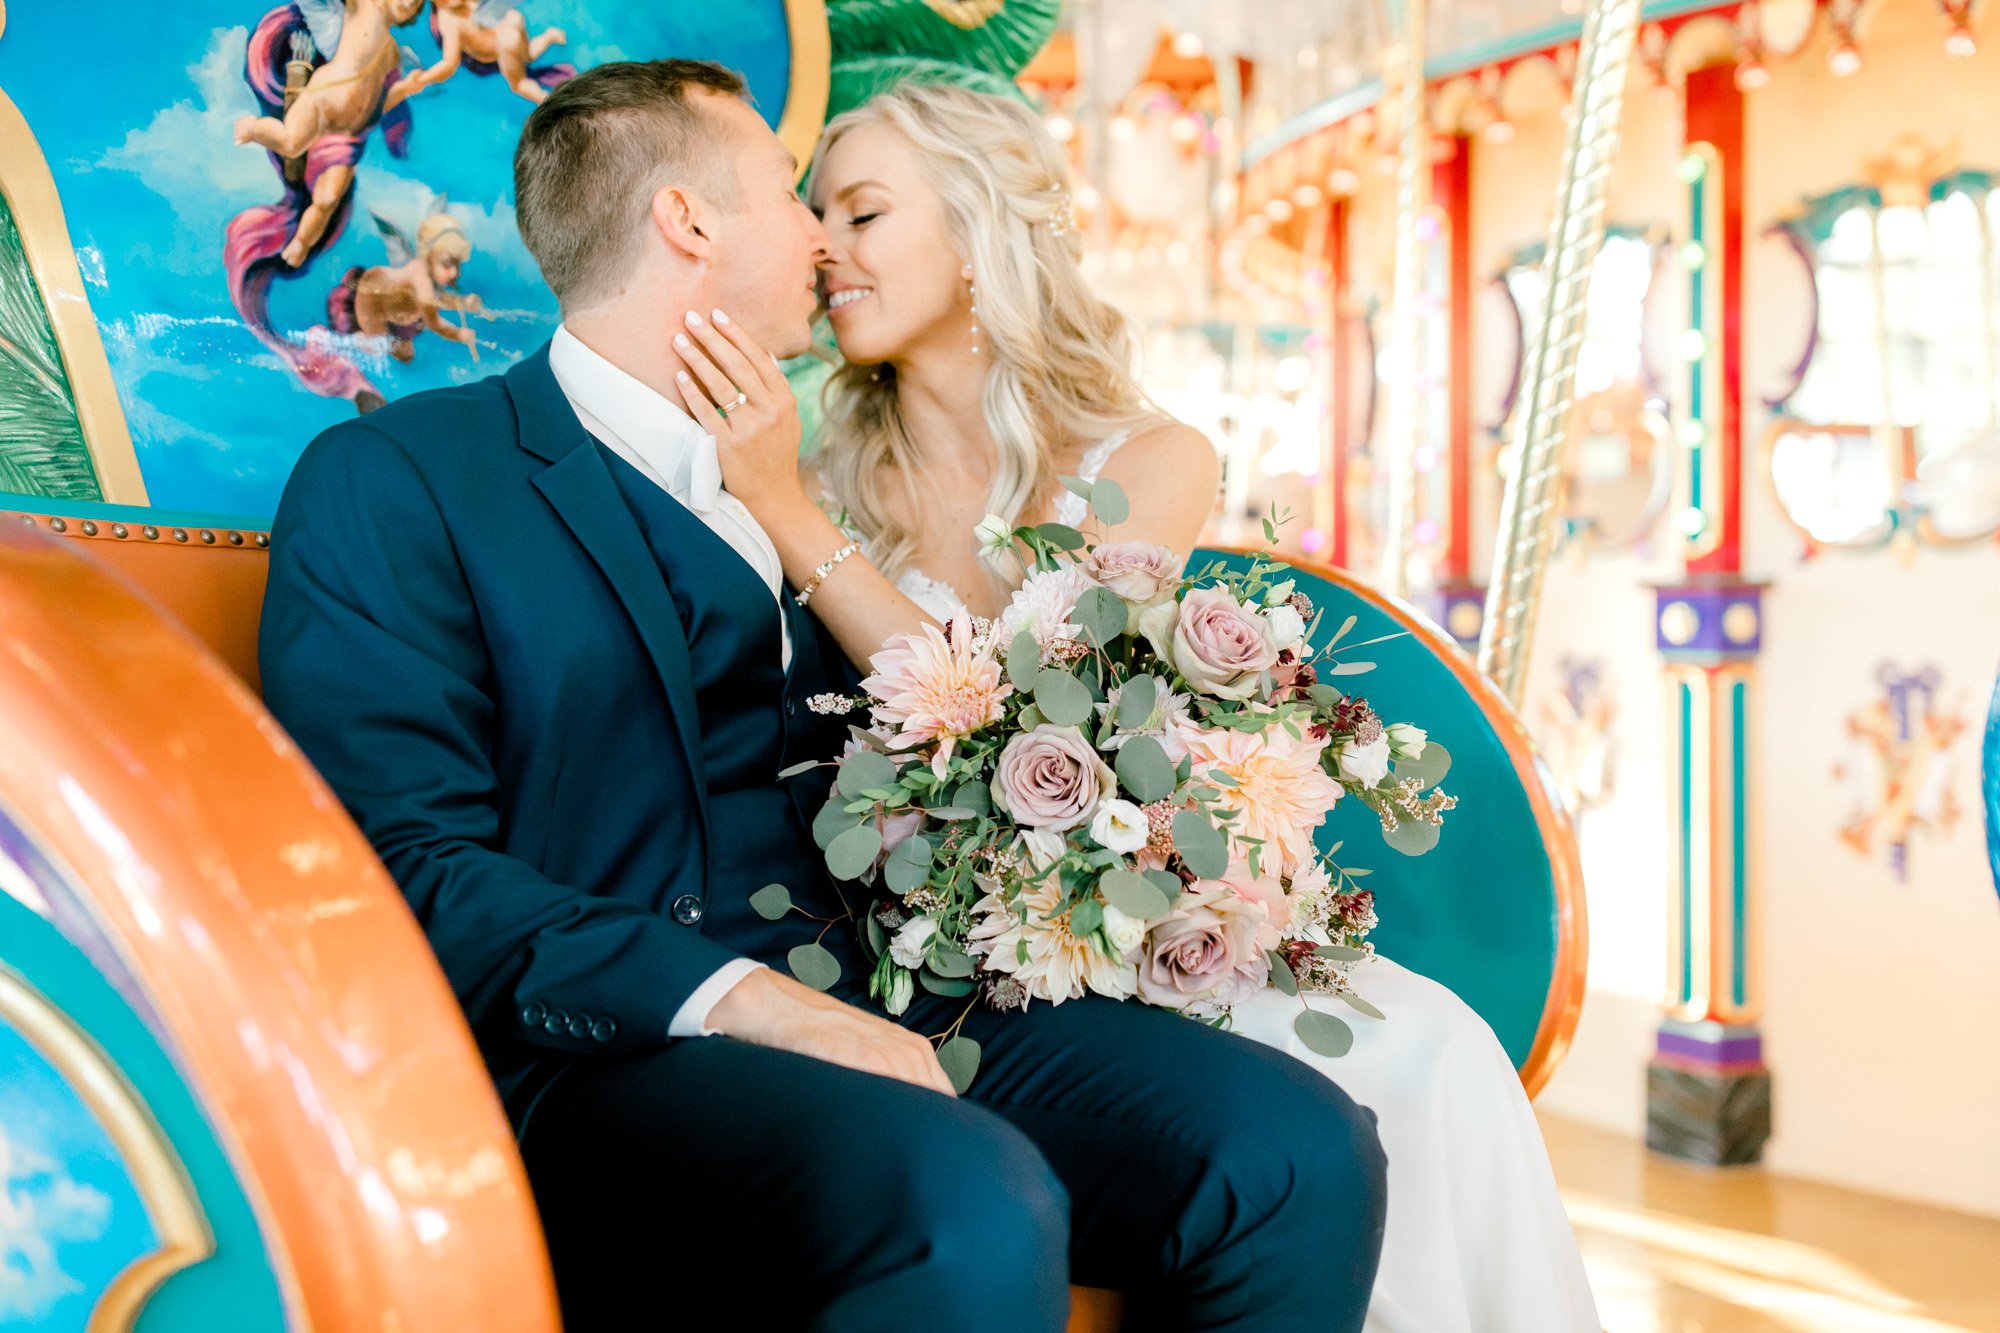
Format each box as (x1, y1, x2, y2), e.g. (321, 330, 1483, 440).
(260, 344, 768, 1119)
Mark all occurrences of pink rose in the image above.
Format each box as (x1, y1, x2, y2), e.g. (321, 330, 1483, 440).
(1192, 857, 1292, 951)
(990, 724, 1115, 832)
(1149, 586, 1280, 700)
(1085, 541, 1182, 627)
(1135, 891, 1271, 1015)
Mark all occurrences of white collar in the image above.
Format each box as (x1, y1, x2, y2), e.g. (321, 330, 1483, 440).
(548, 324, 721, 511)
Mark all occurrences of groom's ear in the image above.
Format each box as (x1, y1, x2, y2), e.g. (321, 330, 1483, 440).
(650, 184, 713, 263)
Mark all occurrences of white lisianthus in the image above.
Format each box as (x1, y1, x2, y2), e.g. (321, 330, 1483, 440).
(1089, 798, 1150, 855)
(1336, 734, 1393, 786)
(974, 513, 1015, 564)
(1099, 900, 1148, 956)
(1264, 603, 1307, 652)
(890, 915, 939, 968)
(883, 966, 915, 1016)
(1018, 826, 1067, 868)
(1263, 579, 1296, 607)
(1385, 723, 1428, 761)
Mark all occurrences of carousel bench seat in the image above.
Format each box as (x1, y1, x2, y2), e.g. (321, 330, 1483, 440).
(0, 510, 1582, 1330)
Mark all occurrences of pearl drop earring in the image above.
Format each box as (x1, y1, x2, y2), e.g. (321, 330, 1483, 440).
(966, 267, 982, 355)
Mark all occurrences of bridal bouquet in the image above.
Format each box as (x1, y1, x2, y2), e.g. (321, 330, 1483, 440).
(777, 486, 1454, 1090)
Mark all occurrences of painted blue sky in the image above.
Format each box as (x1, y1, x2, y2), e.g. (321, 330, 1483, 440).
(0, 1, 794, 520)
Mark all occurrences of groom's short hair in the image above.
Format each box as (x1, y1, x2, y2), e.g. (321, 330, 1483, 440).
(514, 59, 750, 311)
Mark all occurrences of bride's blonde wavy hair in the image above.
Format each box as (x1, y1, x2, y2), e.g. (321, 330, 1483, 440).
(805, 81, 1164, 582)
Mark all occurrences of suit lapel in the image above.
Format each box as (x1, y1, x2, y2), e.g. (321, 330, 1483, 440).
(509, 347, 714, 839)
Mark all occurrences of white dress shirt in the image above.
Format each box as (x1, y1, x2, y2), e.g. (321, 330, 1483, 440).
(548, 324, 773, 1036)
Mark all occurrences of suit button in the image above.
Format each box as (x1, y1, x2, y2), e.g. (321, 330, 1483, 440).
(590, 1018, 617, 1043)
(786, 700, 797, 716)
(543, 1010, 568, 1035)
(672, 894, 704, 926)
(567, 1015, 591, 1039)
(521, 1002, 547, 1026)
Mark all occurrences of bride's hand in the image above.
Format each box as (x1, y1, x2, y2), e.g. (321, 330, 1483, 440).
(673, 308, 808, 511)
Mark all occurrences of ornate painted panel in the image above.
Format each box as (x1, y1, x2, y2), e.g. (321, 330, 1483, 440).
(0, 1, 815, 526)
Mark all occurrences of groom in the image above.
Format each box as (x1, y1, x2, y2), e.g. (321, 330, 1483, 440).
(261, 59, 1387, 1330)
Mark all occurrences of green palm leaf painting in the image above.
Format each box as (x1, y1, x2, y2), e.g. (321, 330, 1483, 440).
(0, 192, 101, 501)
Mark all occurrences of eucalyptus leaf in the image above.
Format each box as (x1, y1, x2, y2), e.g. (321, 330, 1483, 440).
(950, 781, 993, 816)
(1340, 991, 1387, 1021)
(863, 910, 889, 961)
(825, 823, 884, 880)
(1068, 895, 1104, 938)
(1327, 614, 1358, 646)
(1057, 473, 1095, 500)
(1075, 586, 1128, 648)
(1034, 522, 1086, 552)
(885, 834, 935, 894)
(1114, 734, 1175, 803)
(812, 799, 861, 849)
(927, 806, 977, 821)
(837, 749, 898, 798)
(929, 947, 975, 979)
(788, 942, 842, 992)
(1016, 704, 1046, 730)
(1034, 668, 1093, 726)
(1384, 816, 1442, 856)
(1007, 630, 1041, 690)
(1295, 1008, 1354, 1057)
(938, 1035, 983, 1094)
(1314, 944, 1368, 961)
(1171, 810, 1229, 880)
(1392, 742, 1452, 791)
(1115, 674, 1158, 729)
(1327, 661, 1376, 676)
(1100, 867, 1170, 919)
(919, 969, 976, 997)
(1142, 869, 1184, 907)
(1268, 951, 1299, 996)
(777, 759, 820, 779)
(749, 883, 793, 921)
(1306, 684, 1342, 708)
(1090, 478, 1130, 526)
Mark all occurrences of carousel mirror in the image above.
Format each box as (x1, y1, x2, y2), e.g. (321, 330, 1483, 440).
(1494, 228, 1674, 551)
(1767, 165, 2000, 548)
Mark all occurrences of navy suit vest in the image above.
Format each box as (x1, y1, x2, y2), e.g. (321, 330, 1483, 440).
(599, 448, 860, 961)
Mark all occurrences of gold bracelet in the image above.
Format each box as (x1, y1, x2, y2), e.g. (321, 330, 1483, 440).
(795, 540, 863, 607)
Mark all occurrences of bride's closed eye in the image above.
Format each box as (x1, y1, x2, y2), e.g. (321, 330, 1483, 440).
(848, 212, 881, 228)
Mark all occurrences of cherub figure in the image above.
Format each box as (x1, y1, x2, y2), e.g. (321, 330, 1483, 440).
(232, 0, 429, 267)
(327, 203, 483, 366)
(402, 0, 573, 104)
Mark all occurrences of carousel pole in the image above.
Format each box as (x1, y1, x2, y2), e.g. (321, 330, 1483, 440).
(1475, 0, 1645, 705)
(1378, 0, 1430, 598)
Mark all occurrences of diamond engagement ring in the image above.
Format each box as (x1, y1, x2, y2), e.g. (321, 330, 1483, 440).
(719, 392, 748, 419)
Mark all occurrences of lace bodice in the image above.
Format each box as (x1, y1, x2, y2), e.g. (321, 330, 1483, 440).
(857, 432, 1134, 621)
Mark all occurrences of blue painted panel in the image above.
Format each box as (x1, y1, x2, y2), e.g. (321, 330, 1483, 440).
(0, 810, 287, 1330)
(1194, 551, 1560, 1068)
(0, 1, 796, 525)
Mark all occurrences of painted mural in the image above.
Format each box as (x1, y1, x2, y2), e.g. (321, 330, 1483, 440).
(0, 1, 800, 523)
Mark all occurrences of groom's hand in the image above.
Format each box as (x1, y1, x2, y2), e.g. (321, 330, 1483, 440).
(707, 966, 959, 1097)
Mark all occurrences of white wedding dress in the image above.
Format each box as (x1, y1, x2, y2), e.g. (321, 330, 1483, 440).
(874, 434, 1600, 1333)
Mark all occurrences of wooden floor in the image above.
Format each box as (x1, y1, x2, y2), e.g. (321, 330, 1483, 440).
(1540, 1113, 2000, 1333)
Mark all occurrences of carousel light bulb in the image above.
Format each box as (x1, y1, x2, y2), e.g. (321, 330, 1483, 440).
(1677, 506, 1708, 538)
(1678, 418, 1708, 447)
(1293, 182, 1324, 208)
(1171, 115, 1201, 144)
(1172, 31, 1205, 59)
(1110, 116, 1138, 141)
(1414, 519, 1442, 544)
(1167, 240, 1193, 264)
(1298, 46, 1320, 69)
(1301, 528, 1328, 555)
(1264, 197, 1295, 222)
(1046, 115, 1077, 142)
(1328, 166, 1362, 194)
(1734, 57, 1770, 91)
(1483, 116, 1516, 144)
(1827, 41, 1863, 76)
(1676, 328, 1708, 361)
(1945, 24, 1977, 57)
(1676, 151, 1708, 184)
(1074, 185, 1102, 211)
(1413, 445, 1439, 472)
(1679, 241, 1707, 270)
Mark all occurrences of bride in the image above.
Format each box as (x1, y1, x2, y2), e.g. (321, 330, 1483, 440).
(668, 80, 1600, 1332)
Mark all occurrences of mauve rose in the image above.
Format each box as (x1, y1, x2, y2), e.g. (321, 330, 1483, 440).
(1085, 541, 1182, 627)
(1135, 891, 1271, 1014)
(1192, 858, 1293, 951)
(990, 724, 1115, 832)
(1161, 586, 1280, 700)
